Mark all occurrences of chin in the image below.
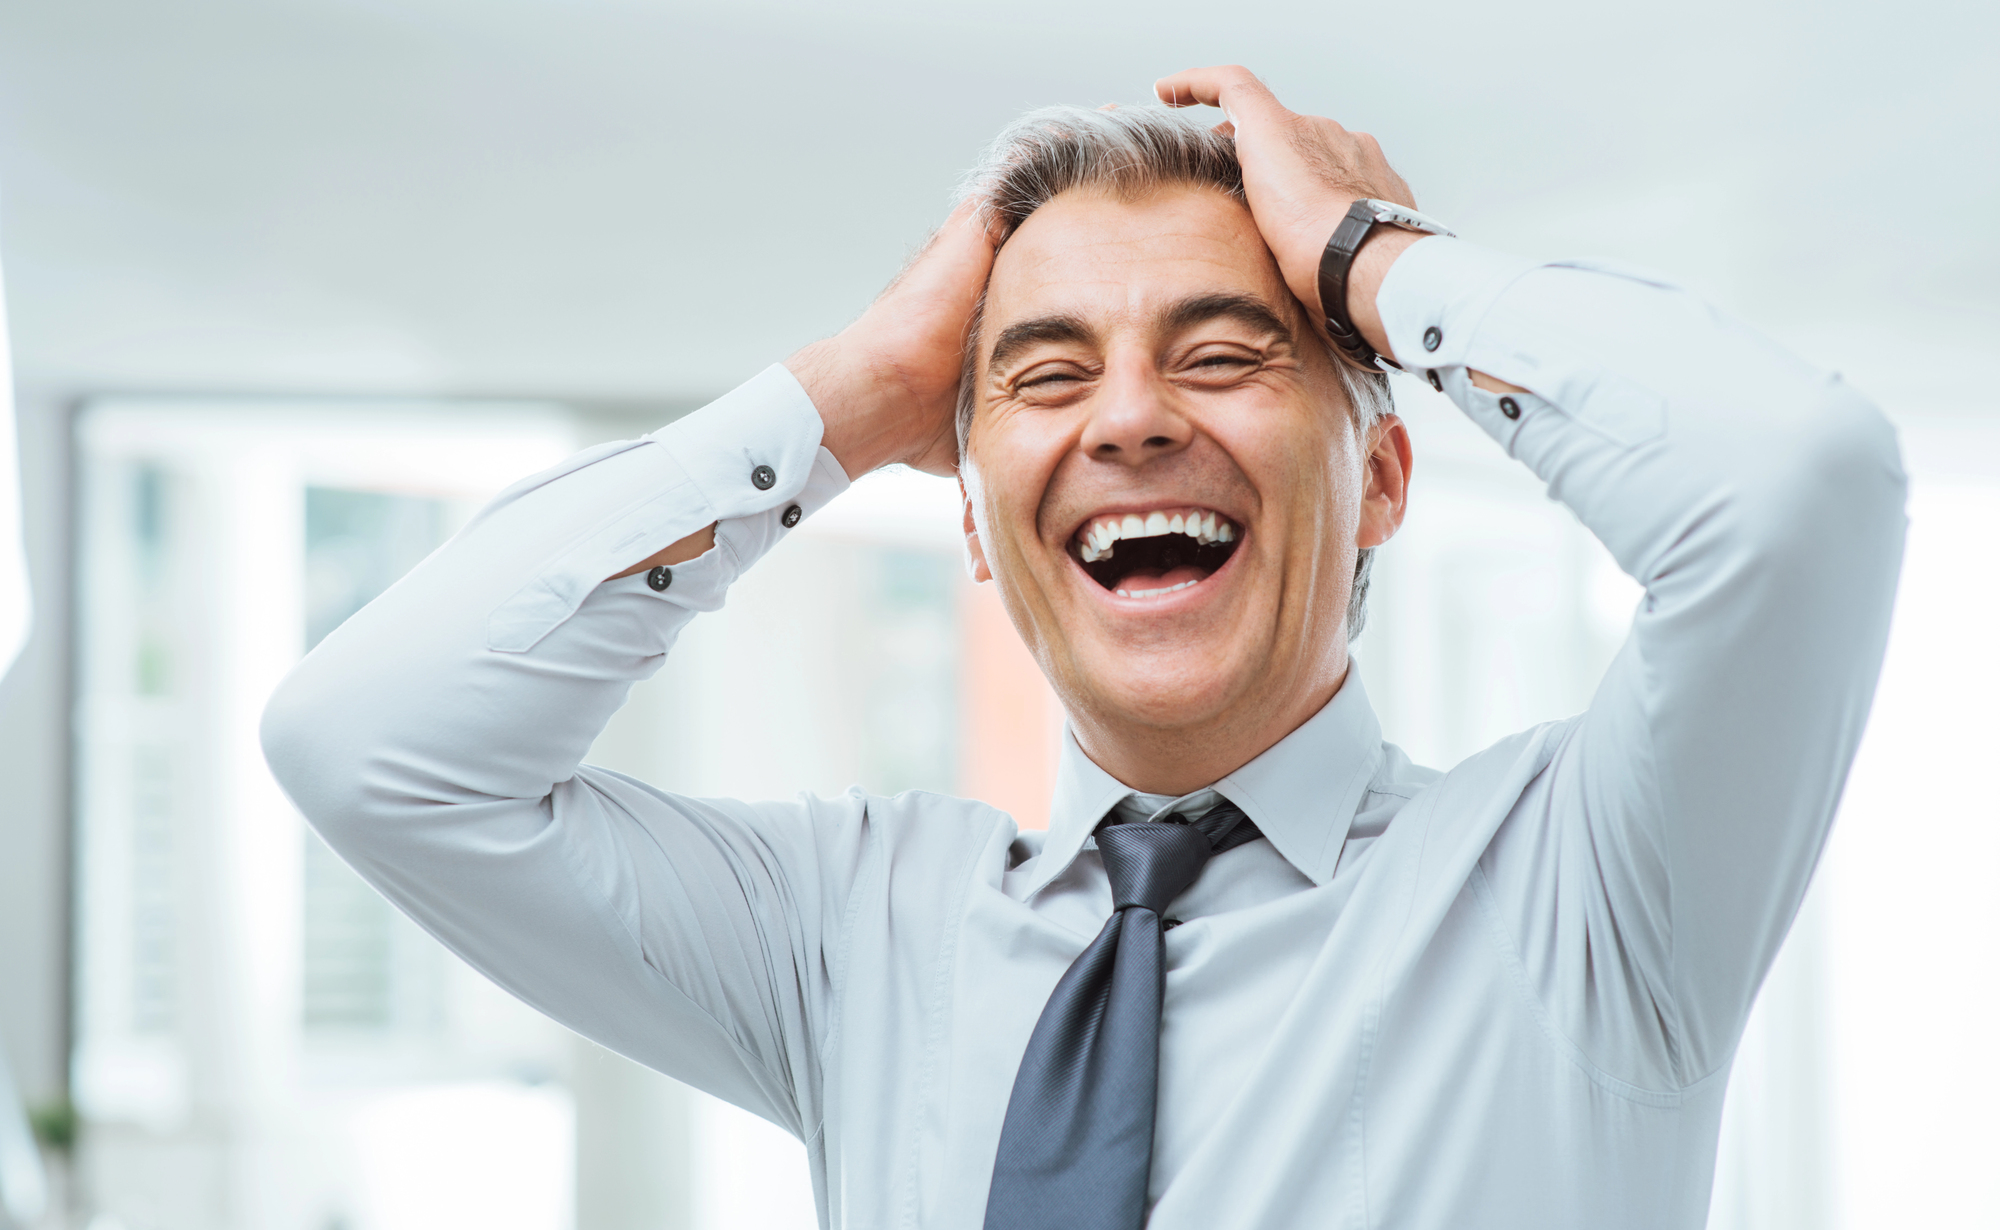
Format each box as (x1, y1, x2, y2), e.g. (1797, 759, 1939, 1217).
(1067, 641, 1264, 734)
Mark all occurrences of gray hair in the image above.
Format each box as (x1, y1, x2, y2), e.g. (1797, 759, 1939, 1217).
(952, 104, 1390, 640)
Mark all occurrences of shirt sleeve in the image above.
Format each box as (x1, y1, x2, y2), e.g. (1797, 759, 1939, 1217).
(261, 364, 862, 1135)
(1375, 239, 1907, 1087)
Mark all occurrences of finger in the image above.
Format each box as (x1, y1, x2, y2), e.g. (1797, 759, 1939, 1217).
(883, 197, 994, 303)
(936, 196, 1001, 258)
(941, 193, 990, 238)
(934, 197, 999, 277)
(1153, 65, 1291, 127)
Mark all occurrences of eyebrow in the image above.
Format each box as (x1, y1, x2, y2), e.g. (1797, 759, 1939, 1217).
(1161, 292, 1295, 346)
(983, 292, 1296, 376)
(987, 314, 1097, 376)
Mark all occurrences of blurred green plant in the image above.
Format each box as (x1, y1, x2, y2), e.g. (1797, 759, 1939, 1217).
(27, 1097, 76, 1154)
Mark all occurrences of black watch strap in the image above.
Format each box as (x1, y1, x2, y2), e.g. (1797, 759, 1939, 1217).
(1316, 198, 1455, 372)
(1317, 199, 1388, 370)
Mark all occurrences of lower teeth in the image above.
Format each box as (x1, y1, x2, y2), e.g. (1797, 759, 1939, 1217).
(1114, 578, 1199, 600)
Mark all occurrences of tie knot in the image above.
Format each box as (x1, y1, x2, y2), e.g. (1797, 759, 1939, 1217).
(1094, 800, 1261, 915)
(1095, 822, 1211, 915)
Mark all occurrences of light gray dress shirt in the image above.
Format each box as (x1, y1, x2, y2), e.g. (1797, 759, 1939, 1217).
(263, 236, 1907, 1229)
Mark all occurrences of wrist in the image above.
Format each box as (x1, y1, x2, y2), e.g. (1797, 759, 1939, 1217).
(786, 337, 905, 478)
(1308, 198, 1451, 370)
(1343, 228, 1429, 363)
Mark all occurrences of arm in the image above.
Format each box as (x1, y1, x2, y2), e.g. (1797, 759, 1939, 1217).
(262, 205, 994, 1127)
(1383, 242, 1903, 1082)
(1160, 67, 1906, 1082)
(264, 370, 851, 1130)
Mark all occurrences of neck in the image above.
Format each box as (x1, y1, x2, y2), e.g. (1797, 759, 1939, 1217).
(1069, 657, 1349, 796)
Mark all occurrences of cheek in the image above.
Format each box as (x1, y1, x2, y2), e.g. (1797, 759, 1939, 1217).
(968, 411, 1071, 564)
(1311, 446, 1365, 532)
(1231, 433, 1360, 590)
(1227, 421, 1350, 524)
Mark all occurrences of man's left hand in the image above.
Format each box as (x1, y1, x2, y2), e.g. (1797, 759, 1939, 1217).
(1155, 65, 1424, 362)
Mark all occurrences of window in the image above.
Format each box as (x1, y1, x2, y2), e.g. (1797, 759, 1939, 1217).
(300, 487, 451, 1036)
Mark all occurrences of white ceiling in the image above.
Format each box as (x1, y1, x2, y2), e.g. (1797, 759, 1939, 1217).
(1, 0, 1993, 410)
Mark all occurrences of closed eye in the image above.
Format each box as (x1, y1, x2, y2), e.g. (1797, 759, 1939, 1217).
(1021, 369, 1090, 387)
(1177, 347, 1268, 385)
(1010, 360, 1100, 402)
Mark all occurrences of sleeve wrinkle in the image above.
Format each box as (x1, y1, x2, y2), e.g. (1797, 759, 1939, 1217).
(551, 804, 797, 1098)
(569, 777, 826, 1112)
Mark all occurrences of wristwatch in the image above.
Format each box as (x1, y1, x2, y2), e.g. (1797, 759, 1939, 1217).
(1316, 198, 1455, 371)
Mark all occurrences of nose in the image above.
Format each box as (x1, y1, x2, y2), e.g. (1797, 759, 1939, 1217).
(1077, 357, 1192, 467)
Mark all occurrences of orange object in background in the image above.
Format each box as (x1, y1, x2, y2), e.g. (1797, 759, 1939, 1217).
(958, 579, 1063, 831)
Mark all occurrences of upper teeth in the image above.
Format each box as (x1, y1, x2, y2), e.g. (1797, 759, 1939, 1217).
(1077, 508, 1236, 563)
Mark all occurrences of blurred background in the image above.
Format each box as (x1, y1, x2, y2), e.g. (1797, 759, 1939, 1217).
(0, 0, 1994, 1227)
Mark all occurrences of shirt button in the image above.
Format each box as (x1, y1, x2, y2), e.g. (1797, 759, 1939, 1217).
(1422, 326, 1442, 352)
(646, 566, 673, 592)
(750, 464, 776, 490)
(1426, 369, 1443, 392)
(781, 504, 802, 528)
(1499, 396, 1522, 421)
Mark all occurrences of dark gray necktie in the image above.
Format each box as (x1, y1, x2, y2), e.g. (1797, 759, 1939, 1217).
(983, 799, 1263, 1230)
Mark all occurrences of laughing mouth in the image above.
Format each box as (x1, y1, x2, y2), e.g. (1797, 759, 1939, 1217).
(1072, 507, 1242, 600)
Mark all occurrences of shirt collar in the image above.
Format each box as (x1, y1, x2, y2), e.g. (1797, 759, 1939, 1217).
(1020, 663, 1385, 899)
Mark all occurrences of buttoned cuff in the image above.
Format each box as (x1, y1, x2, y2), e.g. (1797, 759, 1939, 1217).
(1376, 236, 1544, 373)
(485, 364, 849, 652)
(646, 363, 842, 518)
(1379, 240, 1673, 455)
(663, 444, 851, 616)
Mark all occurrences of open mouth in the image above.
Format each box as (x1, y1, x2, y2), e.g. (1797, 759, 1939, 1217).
(1071, 507, 1242, 600)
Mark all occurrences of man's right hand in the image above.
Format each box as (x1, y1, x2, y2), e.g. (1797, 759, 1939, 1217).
(787, 198, 997, 479)
(614, 201, 991, 582)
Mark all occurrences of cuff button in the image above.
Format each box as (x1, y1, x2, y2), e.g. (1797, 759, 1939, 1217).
(1499, 396, 1522, 421)
(750, 464, 776, 490)
(647, 566, 673, 592)
(1426, 369, 1443, 392)
(1422, 326, 1443, 352)
(781, 504, 802, 528)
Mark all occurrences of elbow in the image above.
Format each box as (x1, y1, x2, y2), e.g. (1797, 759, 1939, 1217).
(1753, 378, 1908, 566)
(263, 632, 535, 858)
(260, 657, 376, 842)
(1811, 378, 1906, 500)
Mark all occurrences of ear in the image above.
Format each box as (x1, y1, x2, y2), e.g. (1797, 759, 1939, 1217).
(959, 475, 993, 583)
(1357, 413, 1413, 550)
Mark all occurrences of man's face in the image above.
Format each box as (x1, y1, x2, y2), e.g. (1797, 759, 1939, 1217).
(961, 183, 1405, 764)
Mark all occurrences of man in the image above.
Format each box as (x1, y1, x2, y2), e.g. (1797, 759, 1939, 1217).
(263, 66, 1905, 1229)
